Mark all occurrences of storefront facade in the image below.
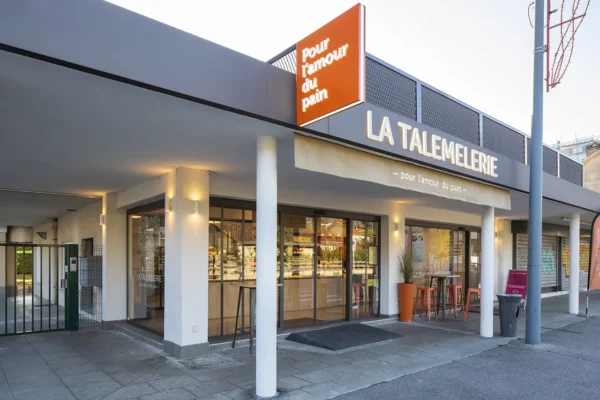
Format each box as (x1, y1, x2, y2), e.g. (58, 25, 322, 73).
(3, 4, 600, 398)
(126, 198, 381, 338)
(512, 221, 591, 293)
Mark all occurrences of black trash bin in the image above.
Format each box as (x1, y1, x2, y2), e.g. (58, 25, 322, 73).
(497, 294, 522, 337)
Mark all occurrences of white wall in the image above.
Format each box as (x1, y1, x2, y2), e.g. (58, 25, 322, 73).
(8, 226, 33, 242)
(32, 201, 102, 247)
(102, 193, 127, 323)
(58, 201, 103, 245)
(117, 174, 166, 209)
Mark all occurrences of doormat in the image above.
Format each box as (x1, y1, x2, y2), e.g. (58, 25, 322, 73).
(285, 323, 401, 351)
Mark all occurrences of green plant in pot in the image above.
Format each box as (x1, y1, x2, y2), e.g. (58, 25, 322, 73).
(397, 249, 416, 322)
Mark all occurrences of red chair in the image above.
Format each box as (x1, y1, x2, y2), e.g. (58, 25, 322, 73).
(446, 282, 463, 318)
(414, 287, 437, 321)
(463, 288, 481, 321)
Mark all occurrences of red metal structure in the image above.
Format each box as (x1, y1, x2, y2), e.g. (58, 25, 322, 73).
(546, 0, 591, 91)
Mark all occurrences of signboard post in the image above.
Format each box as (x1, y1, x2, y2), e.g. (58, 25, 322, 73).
(586, 214, 600, 316)
(506, 270, 528, 302)
(296, 3, 366, 127)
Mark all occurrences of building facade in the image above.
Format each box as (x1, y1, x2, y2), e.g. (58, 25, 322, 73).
(1, 2, 598, 386)
(552, 136, 597, 163)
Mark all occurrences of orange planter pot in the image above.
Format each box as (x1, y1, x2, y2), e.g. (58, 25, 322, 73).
(398, 283, 416, 322)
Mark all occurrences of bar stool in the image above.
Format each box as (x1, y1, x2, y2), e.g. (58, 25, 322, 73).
(463, 288, 481, 321)
(446, 280, 463, 318)
(414, 287, 437, 321)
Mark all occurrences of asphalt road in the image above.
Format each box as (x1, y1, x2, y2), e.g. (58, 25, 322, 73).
(336, 317, 600, 400)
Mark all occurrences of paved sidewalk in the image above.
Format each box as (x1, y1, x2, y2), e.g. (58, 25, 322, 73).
(0, 292, 595, 400)
(337, 313, 600, 400)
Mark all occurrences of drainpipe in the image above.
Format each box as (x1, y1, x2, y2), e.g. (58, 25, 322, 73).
(51, 219, 58, 244)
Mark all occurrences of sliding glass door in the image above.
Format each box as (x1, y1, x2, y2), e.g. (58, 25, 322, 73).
(351, 221, 379, 319)
(282, 215, 315, 326)
(316, 217, 347, 322)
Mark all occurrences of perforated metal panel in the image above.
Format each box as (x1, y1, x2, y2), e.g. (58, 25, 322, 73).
(482, 117, 525, 163)
(421, 87, 480, 146)
(543, 146, 558, 176)
(559, 155, 583, 186)
(527, 138, 560, 177)
(271, 49, 297, 74)
(365, 59, 417, 120)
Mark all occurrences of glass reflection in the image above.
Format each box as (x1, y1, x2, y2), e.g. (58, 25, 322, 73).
(128, 210, 165, 335)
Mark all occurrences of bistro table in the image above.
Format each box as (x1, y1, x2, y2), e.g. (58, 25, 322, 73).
(428, 273, 461, 320)
(232, 283, 283, 354)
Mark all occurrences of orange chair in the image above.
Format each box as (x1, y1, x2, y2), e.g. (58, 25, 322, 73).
(446, 283, 464, 318)
(463, 288, 481, 321)
(414, 287, 437, 321)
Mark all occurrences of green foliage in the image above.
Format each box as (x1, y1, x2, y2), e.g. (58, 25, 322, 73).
(16, 248, 33, 275)
(397, 248, 414, 284)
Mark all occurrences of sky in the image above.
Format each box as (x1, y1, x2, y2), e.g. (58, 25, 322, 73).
(106, 0, 598, 145)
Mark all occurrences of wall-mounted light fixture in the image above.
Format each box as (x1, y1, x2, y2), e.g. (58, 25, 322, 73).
(494, 231, 500, 239)
(37, 232, 47, 240)
(193, 200, 199, 215)
(166, 198, 173, 213)
(394, 222, 400, 232)
(99, 214, 106, 226)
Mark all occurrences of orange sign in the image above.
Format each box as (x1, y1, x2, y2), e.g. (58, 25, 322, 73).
(296, 3, 366, 127)
(588, 214, 600, 290)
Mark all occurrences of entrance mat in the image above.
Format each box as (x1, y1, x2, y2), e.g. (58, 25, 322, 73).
(286, 323, 402, 351)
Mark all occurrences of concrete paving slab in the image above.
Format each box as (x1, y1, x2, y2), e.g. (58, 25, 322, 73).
(102, 383, 157, 400)
(185, 380, 236, 398)
(139, 388, 197, 400)
(147, 375, 199, 392)
(62, 370, 115, 389)
(69, 379, 122, 400)
(13, 385, 76, 400)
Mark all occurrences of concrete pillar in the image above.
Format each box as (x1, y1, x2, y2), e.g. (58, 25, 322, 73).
(569, 213, 580, 315)
(380, 203, 404, 317)
(102, 192, 127, 327)
(495, 219, 513, 296)
(163, 168, 210, 359)
(256, 136, 278, 398)
(480, 206, 495, 338)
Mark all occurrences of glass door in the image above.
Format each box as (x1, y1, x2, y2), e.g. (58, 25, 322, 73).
(282, 215, 315, 326)
(316, 217, 347, 322)
(468, 232, 481, 289)
(451, 231, 466, 287)
(127, 207, 165, 336)
(351, 220, 379, 319)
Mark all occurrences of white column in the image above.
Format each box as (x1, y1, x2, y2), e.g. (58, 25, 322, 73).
(164, 168, 210, 358)
(495, 219, 513, 296)
(480, 206, 495, 338)
(380, 203, 404, 316)
(256, 136, 277, 398)
(102, 193, 127, 325)
(569, 213, 580, 315)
